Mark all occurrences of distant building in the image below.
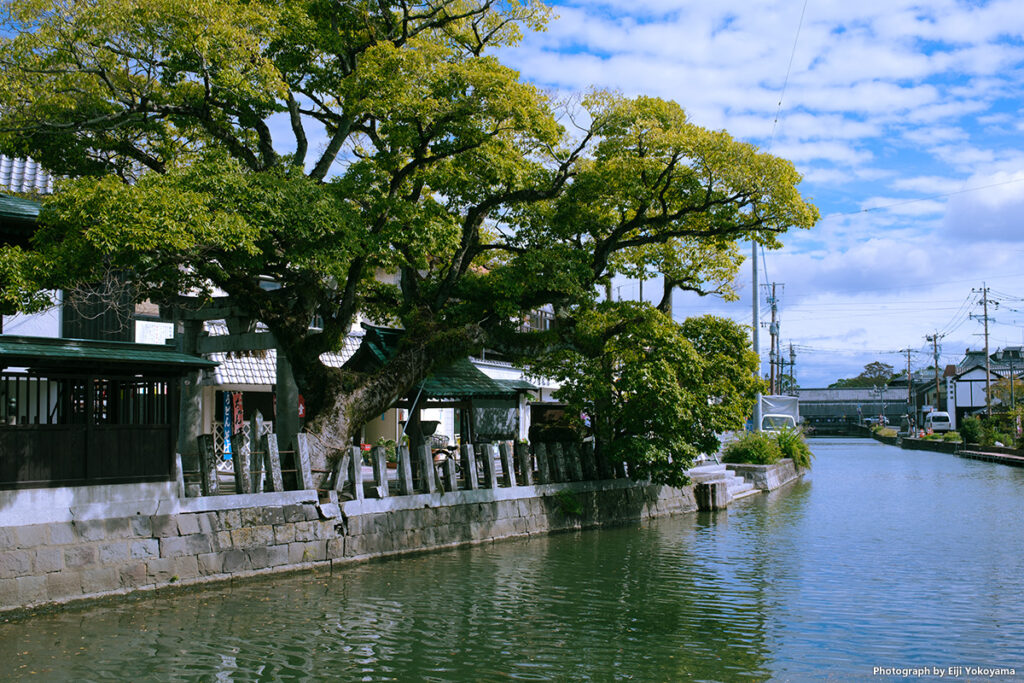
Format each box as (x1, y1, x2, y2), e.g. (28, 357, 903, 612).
(795, 387, 908, 434)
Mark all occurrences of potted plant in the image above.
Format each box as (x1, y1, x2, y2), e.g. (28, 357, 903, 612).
(377, 437, 399, 469)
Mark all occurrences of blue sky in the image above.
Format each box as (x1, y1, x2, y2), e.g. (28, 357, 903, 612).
(499, 0, 1024, 387)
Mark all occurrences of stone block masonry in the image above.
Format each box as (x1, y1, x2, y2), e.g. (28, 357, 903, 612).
(0, 481, 697, 615)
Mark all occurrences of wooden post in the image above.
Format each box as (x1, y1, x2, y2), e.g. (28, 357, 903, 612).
(197, 433, 219, 496)
(534, 442, 550, 485)
(480, 443, 499, 488)
(260, 432, 285, 492)
(418, 444, 437, 493)
(293, 433, 316, 490)
(515, 442, 533, 486)
(231, 427, 252, 494)
(499, 442, 517, 487)
(349, 445, 364, 501)
(549, 442, 566, 483)
(461, 443, 479, 490)
(442, 457, 458, 493)
(371, 445, 389, 498)
(396, 445, 415, 495)
(250, 412, 265, 493)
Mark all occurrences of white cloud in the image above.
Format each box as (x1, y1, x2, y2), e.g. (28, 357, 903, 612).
(505, 0, 1024, 384)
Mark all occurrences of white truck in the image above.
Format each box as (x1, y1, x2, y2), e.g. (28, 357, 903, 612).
(759, 394, 800, 433)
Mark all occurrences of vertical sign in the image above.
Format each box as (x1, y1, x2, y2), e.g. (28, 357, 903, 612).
(222, 391, 233, 460)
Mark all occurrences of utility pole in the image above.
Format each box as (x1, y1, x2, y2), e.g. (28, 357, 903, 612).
(752, 242, 761, 431)
(764, 283, 781, 394)
(925, 332, 945, 413)
(970, 284, 996, 417)
(788, 343, 796, 394)
(900, 348, 914, 418)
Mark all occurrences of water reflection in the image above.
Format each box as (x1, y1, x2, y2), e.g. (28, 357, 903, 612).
(3, 439, 1024, 680)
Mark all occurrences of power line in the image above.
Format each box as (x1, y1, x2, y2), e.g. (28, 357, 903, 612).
(825, 176, 1024, 217)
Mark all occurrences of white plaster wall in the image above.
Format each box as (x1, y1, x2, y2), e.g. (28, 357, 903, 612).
(2, 293, 61, 338)
(0, 481, 178, 526)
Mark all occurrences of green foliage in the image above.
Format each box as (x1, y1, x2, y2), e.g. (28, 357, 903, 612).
(775, 426, 813, 468)
(876, 427, 898, 438)
(722, 431, 782, 465)
(375, 437, 398, 463)
(942, 432, 961, 442)
(829, 361, 896, 388)
(960, 416, 983, 445)
(0, 0, 817, 451)
(534, 303, 762, 486)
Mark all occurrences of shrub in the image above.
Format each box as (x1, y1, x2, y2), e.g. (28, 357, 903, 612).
(960, 416, 982, 445)
(942, 432, 961, 442)
(989, 431, 1015, 448)
(722, 431, 782, 465)
(877, 427, 898, 438)
(776, 426, 814, 468)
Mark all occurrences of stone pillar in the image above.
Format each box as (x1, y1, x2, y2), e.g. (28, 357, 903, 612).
(613, 458, 627, 480)
(534, 442, 550, 485)
(549, 442, 566, 483)
(260, 431, 285, 492)
(334, 449, 351, 495)
(348, 445, 364, 501)
(581, 441, 597, 481)
(275, 349, 300, 465)
(515, 442, 533, 486)
(175, 319, 203, 469)
(371, 445, 389, 498)
(293, 433, 316, 490)
(250, 412, 266, 493)
(461, 443, 479, 490)
(499, 442, 517, 487)
(418, 444, 437, 494)
(479, 443, 499, 489)
(197, 433, 219, 495)
(396, 445, 415, 495)
(231, 427, 252, 494)
(442, 457, 458, 493)
(565, 442, 584, 481)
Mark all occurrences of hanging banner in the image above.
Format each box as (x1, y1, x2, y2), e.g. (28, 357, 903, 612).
(222, 391, 233, 460)
(232, 392, 245, 434)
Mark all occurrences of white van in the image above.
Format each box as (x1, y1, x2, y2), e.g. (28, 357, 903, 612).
(924, 411, 952, 433)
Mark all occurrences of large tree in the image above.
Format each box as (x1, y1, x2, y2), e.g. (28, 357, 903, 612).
(829, 361, 896, 388)
(0, 0, 817, 476)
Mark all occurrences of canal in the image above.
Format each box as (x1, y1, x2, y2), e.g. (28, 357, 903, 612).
(3, 438, 1024, 680)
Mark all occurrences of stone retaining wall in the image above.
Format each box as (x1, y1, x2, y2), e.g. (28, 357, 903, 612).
(898, 437, 958, 453)
(0, 480, 696, 615)
(724, 459, 804, 491)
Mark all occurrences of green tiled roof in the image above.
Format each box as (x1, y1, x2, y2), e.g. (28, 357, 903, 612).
(357, 325, 519, 399)
(493, 378, 537, 392)
(0, 335, 217, 372)
(0, 193, 41, 245)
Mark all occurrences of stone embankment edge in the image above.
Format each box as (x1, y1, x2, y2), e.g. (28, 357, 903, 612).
(0, 479, 696, 617)
(724, 459, 805, 491)
(870, 430, 1024, 467)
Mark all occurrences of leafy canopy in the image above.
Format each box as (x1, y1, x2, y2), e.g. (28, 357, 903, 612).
(0, 1, 817, 465)
(533, 303, 763, 485)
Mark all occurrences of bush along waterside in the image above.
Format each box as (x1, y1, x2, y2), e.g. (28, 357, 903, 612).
(722, 427, 814, 469)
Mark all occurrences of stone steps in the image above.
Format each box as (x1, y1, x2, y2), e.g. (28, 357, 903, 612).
(687, 463, 758, 502)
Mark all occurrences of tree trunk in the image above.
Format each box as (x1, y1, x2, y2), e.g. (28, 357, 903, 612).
(290, 323, 486, 487)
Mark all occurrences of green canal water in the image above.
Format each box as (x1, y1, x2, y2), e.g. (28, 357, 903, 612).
(3, 438, 1024, 681)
